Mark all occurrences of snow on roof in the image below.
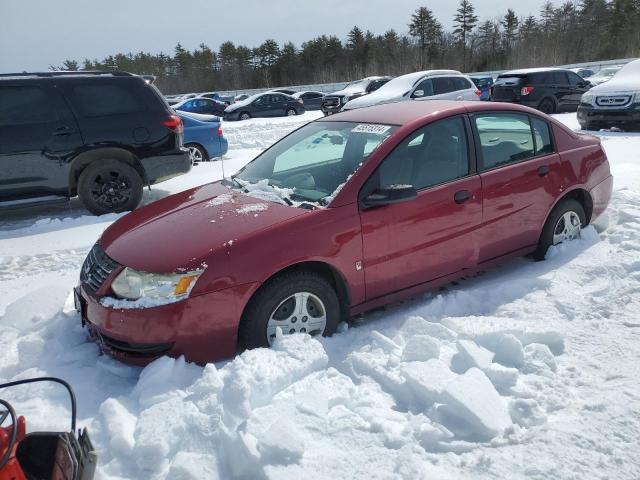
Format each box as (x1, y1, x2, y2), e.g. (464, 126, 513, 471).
(500, 67, 564, 75)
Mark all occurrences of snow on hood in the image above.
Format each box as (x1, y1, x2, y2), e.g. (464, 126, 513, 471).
(226, 93, 262, 111)
(588, 60, 640, 94)
(177, 111, 221, 123)
(344, 70, 459, 110)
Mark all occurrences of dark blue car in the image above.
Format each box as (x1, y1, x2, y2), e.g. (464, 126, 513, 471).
(470, 76, 494, 101)
(177, 111, 229, 163)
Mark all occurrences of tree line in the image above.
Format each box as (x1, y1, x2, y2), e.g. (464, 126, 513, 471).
(56, 1, 640, 94)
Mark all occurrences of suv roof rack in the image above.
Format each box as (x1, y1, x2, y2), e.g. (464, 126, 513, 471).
(0, 70, 134, 78)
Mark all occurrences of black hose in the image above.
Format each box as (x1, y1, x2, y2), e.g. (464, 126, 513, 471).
(0, 399, 17, 470)
(0, 377, 77, 432)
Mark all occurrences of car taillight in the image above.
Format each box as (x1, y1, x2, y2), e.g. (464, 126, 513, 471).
(163, 114, 183, 134)
(217, 126, 223, 138)
(521, 86, 534, 96)
(475, 90, 482, 97)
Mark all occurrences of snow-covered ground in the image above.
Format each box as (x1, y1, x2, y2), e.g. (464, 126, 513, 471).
(1, 111, 639, 479)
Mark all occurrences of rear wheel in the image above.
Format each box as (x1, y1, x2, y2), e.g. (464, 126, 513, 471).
(239, 112, 251, 121)
(533, 198, 586, 260)
(239, 271, 340, 350)
(286, 108, 297, 116)
(538, 98, 556, 114)
(185, 143, 207, 164)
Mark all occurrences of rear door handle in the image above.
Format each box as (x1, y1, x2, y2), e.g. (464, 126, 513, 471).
(538, 165, 550, 177)
(53, 126, 75, 136)
(454, 190, 471, 204)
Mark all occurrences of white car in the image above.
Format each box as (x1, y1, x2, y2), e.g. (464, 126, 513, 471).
(584, 66, 622, 86)
(578, 59, 640, 130)
(342, 70, 480, 110)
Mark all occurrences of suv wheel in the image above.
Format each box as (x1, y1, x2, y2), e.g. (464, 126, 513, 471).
(77, 159, 143, 215)
(533, 198, 586, 260)
(239, 271, 340, 350)
(286, 108, 297, 116)
(538, 98, 556, 114)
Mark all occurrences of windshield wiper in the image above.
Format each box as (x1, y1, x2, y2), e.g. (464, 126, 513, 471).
(223, 177, 247, 192)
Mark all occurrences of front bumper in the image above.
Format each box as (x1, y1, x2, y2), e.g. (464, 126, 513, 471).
(75, 282, 258, 365)
(577, 103, 640, 128)
(140, 149, 191, 185)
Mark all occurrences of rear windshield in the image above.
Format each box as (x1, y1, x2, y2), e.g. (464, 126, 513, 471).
(494, 75, 525, 86)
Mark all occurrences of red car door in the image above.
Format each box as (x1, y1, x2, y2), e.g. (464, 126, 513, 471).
(472, 113, 562, 263)
(359, 116, 482, 300)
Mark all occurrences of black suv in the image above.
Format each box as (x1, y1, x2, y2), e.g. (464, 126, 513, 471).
(321, 76, 392, 115)
(491, 68, 591, 114)
(0, 71, 190, 215)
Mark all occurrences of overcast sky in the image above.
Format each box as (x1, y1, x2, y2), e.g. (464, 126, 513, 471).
(0, 0, 559, 72)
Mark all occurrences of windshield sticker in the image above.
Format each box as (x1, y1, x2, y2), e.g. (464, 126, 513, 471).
(352, 124, 391, 135)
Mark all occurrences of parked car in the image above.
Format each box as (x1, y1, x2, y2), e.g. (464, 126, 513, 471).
(224, 92, 305, 120)
(292, 91, 325, 110)
(491, 68, 591, 114)
(166, 93, 197, 106)
(584, 66, 622, 86)
(571, 68, 596, 79)
(75, 100, 612, 365)
(173, 97, 227, 116)
(578, 59, 640, 130)
(199, 92, 221, 100)
(470, 75, 494, 101)
(234, 93, 250, 102)
(177, 111, 228, 163)
(321, 76, 392, 115)
(0, 71, 190, 215)
(343, 70, 480, 110)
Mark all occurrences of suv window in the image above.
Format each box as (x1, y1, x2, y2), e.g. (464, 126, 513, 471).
(432, 77, 457, 95)
(377, 116, 469, 190)
(531, 117, 553, 155)
(474, 113, 535, 170)
(0, 86, 56, 126)
(412, 79, 434, 98)
(550, 72, 568, 85)
(567, 72, 584, 86)
(528, 73, 549, 84)
(73, 83, 145, 117)
(452, 77, 472, 91)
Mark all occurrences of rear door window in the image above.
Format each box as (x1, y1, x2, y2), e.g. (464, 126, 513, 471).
(0, 86, 56, 126)
(474, 113, 536, 170)
(527, 73, 549, 84)
(550, 72, 569, 85)
(452, 77, 472, 91)
(531, 117, 554, 155)
(73, 83, 145, 117)
(432, 77, 457, 95)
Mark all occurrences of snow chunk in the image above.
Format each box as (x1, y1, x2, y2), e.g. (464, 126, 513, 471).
(236, 203, 268, 214)
(483, 363, 519, 390)
(452, 340, 495, 373)
(523, 343, 558, 374)
(98, 398, 136, 455)
(204, 193, 234, 207)
(440, 367, 512, 441)
(401, 335, 441, 362)
(478, 333, 525, 368)
(509, 398, 547, 428)
(257, 418, 305, 465)
(168, 452, 220, 479)
(401, 316, 457, 341)
(236, 178, 294, 206)
(400, 359, 457, 406)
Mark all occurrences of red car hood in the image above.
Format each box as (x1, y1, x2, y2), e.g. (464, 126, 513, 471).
(100, 182, 307, 272)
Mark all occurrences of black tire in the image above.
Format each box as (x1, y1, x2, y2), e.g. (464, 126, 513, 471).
(533, 198, 586, 261)
(286, 108, 297, 116)
(239, 271, 340, 350)
(538, 98, 556, 115)
(77, 159, 143, 215)
(185, 143, 208, 164)
(239, 112, 251, 121)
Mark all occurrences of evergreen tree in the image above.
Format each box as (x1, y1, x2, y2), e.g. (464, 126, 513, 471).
(409, 6, 443, 68)
(453, 0, 478, 70)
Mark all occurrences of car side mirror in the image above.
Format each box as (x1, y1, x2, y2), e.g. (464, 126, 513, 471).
(413, 90, 425, 98)
(360, 185, 417, 209)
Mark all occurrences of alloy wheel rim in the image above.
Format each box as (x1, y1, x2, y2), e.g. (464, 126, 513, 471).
(553, 211, 581, 245)
(241, 113, 250, 120)
(266, 291, 327, 345)
(287, 109, 296, 116)
(90, 171, 132, 210)
(188, 146, 203, 163)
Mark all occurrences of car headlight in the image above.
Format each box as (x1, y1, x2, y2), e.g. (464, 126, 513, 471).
(341, 96, 350, 104)
(581, 92, 595, 105)
(110, 267, 203, 302)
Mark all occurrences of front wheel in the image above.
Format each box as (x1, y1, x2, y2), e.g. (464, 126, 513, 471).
(533, 198, 586, 260)
(239, 271, 340, 350)
(77, 159, 143, 215)
(286, 108, 297, 116)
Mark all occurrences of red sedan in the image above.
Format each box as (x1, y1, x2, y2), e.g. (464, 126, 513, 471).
(75, 101, 613, 365)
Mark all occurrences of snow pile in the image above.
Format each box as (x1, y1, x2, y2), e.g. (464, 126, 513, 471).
(235, 178, 294, 206)
(204, 193, 234, 208)
(235, 203, 269, 215)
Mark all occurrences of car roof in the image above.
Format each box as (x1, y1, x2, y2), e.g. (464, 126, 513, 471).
(319, 100, 547, 126)
(500, 67, 567, 76)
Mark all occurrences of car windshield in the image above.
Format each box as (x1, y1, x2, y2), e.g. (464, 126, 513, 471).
(231, 121, 397, 206)
(594, 68, 620, 77)
(345, 79, 367, 88)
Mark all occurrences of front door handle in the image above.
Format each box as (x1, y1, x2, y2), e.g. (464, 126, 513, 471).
(538, 165, 550, 177)
(454, 190, 471, 204)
